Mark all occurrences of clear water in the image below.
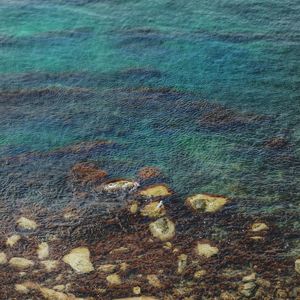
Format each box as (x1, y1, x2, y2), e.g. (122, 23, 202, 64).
(0, 0, 299, 218)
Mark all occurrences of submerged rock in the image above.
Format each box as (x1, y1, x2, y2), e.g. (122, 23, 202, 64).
(140, 201, 166, 218)
(149, 217, 175, 241)
(185, 194, 228, 213)
(195, 242, 219, 258)
(140, 184, 172, 198)
(17, 216, 38, 230)
(250, 222, 269, 232)
(101, 180, 139, 194)
(71, 162, 107, 184)
(63, 247, 94, 274)
(0, 252, 7, 264)
(6, 234, 21, 247)
(138, 166, 162, 180)
(9, 257, 34, 269)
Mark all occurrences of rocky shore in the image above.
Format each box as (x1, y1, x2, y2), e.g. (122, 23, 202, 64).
(0, 163, 299, 300)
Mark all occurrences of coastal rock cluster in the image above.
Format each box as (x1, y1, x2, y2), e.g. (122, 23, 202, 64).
(0, 163, 299, 300)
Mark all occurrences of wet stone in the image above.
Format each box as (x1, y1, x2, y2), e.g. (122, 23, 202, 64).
(140, 201, 166, 218)
(17, 216, 38, 230)
(195, 242, 219, 258)
(6, 234, 21, 247)
(41, 260, 59, 272)
(9, 257, 35, 269)
(0, 252, 7, 264)
(139, 184, 172, 198)
(185, 194, 228, 213)
(295, 259, 300, 274)
(37, 242, 50, 260)
(106, 273, 122, 285)
(251, 222, 269, 232)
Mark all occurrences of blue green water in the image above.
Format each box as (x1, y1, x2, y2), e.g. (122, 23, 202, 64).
(0, 0, 299, 217)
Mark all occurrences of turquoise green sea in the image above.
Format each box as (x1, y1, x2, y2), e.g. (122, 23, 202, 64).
(0, 0, 299, 218)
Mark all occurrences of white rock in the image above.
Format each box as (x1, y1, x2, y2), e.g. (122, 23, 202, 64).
(102, 180, 139, 194)
(63, 247, 94, 274)
(37, 242, 49, 260)
(0, 252, 7, 264)
(6, 234, 21, 247)
(9, 257, 34, 269)
(17, 217, 38, 230)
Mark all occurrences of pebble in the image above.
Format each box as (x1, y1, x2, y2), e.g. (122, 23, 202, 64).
(149, 217, 175, 241)
(63, 247, 94, 274)
(0, 252, 7, 264)
(37, 242, 49, 260)
(6, 234, 21, 247)
(295, 259, 300, 274)
(133, 286, 141, 295)
(251, 222, 269, 232)
(15, 283, 30, 294)
(177, 254, 188, 274)
(195, 242, 219, 258)
(193, 269, 207, 279)
(41, 260, 59, 272)
(97, 264, 117, 273)
(146, 274, 162, 288)
(9, 257, 34, 269)
(106, 274, 122, 285)
(17, 216, 38, 230)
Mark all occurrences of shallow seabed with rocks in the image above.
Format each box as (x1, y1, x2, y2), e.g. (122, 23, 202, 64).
(0, 160, 299, 299)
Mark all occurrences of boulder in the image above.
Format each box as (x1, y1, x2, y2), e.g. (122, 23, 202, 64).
(295, 259, 300, 274)
(6, 234, 21, 247)
(149, 218, 175, 241)
(0, 252, 7, 264)
(101, 180, 139, 194)
(37, 242, 49, 260)
(250, 222, 269, 232)
(41, 260, 59, 272)
(106, 274, 122, 285)
(185, 194, 228, 213)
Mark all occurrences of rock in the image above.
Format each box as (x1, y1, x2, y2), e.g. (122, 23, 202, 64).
(256, 278, 271, 288)
(0, 252, 7, 264)
(195, 242, 219, 258)
(106, 274, 122, 285)
(250, 236, 264, 241)
(163, 242, 172, 250)
(6, 234, 21, 247)
(219, 292, 238, 300)
(53, 285, 65, 292)
(15, 283, 30, 294)
(146, 274, 162, 288)
(177, 254, 188, 274)
(185, 194, 228, 213)
(9, 257, 34, 269)
(101, 180, 139, 193)
(39, 287, 78, 300)
(251, 222, 269, 232)
(242, 273, 256, 282)
(295, 259, 300, 274)
(133, 286, 141, 295)
(193, 269, 207, 279)
(41, 260, 59, 272)
(98, 264, 117, 273)
(17, 217, 38, 230)
(138, 167, 162, 180)
(140, 184, 172, 198)
(110, 247, 129, 255)
(239, 282, 257, 297)
(63, 247, 94, 274)
(140, 201, 166, 218)
(149, 217, 175, 241)
(129, 201, 139, 214)
(71, 162, 107, 184)
(37, 242, 49, 260)
(113, 297, 158, 300)
(120, 262, 129, 272)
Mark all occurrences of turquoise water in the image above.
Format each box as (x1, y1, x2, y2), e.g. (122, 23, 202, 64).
(0, 0, 299, 217)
